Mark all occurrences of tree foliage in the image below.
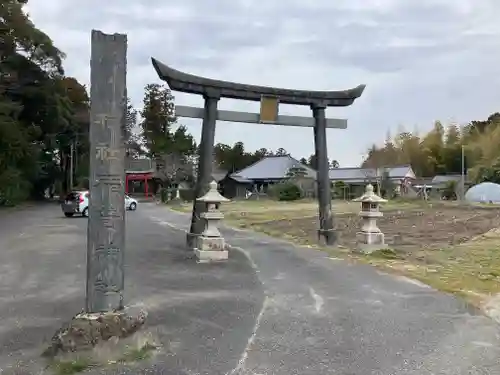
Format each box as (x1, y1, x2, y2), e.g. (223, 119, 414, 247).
(0, 0, 89, 205)
(138, 83, 197, 185)
(361, 114, 500, 184)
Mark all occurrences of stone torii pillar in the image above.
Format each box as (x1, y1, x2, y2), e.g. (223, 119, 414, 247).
(187, 90, 220, 249)
(312, 103, 335, 245)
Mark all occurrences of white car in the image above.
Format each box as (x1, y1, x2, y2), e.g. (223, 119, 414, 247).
(61, 191, 138, 217)
(125, 194, 138, 211)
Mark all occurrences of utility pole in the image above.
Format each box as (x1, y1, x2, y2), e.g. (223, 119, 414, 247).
(461, 145, 465, 200)
(74, 133, 78, 180)
(69, 141, 74, 191)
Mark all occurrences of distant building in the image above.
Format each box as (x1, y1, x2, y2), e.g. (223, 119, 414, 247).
(328, 165, 417, 198)
(229, 155, 317, 198)
(125, 158, 155, 197)
(427, 174, 471, 199)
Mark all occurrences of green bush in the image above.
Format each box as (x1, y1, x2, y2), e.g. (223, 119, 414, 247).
(333, 180, 346, 199)
(179, 188, 195, 201)
(0, 168, 31, 206)
(442, 180, 457, 200)
(268, 182, 303, 201)
(159, 188, 169, 203)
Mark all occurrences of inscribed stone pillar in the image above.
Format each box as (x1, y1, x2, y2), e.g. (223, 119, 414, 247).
(86, 30, 127, 313)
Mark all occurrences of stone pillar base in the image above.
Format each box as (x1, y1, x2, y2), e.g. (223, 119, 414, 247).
(186, 232, 199, 250)
(355, 231, 387, 254)
(194, 236, 228, 262)
(195, 249, 229, 262)
(317, 228, 337, 246)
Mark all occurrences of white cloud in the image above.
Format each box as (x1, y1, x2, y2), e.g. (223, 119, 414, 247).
(25, 0, 500, 166)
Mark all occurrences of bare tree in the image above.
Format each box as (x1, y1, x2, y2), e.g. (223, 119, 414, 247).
(155, 153, 194, 187)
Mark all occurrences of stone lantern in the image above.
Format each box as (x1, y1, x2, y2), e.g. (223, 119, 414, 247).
(353, 184, 387, 254)
(194, 180, 230, 262)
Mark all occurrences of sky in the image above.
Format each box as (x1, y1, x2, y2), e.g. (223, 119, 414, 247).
(26, 0, 500, 167)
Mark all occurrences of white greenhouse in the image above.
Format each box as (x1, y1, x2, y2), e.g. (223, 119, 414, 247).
(465, 182, 500, 204)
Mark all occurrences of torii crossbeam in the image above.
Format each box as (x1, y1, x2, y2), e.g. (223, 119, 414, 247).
(152, 57, 366, 247)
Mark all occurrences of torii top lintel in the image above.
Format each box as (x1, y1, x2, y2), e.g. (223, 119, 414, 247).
(151, 58, 365, 107)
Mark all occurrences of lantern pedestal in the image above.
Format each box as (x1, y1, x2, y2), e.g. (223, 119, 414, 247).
(356, 231, 387, 253)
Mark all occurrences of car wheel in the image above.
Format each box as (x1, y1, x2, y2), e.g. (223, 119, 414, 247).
(129, 202, 137, 211)
(82, 208, 89, 217)
(64, 213, 74, 217)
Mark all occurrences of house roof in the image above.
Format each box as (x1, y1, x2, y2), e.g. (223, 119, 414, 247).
(230, 175, 253, 183)
(211, 169, 252, 183)
(231, 155, 316, 180)
(431, 175, 462, 184)
(329, 165, 416, 182)
(125, 158, 155, 173)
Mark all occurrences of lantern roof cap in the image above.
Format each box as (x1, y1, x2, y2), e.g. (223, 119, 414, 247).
(197, 180, 230, 203)
(353, 184, 387, 203)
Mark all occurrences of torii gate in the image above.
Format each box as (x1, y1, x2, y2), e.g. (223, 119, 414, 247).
(151, 58, 365, 246)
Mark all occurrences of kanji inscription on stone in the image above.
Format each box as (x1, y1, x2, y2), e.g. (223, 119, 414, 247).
(92, 246, 122, 293)
(96, 145, 120, 161)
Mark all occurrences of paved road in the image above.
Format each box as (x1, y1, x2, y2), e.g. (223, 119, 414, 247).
(1, 203, 500, 374)
(0, 203, 263, 375)
(144, 204, 500, 375)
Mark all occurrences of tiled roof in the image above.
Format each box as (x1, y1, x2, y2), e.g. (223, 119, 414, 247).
(231, 155, 316, 180)
(125, 158, 155, 172)
(230, 175, 253, 183)
(329, 165, 416, 182)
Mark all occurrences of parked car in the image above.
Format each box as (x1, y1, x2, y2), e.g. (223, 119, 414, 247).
(61, 191, 138, 217)
(61, 191, 89, 217)
(125, 194, 138, 211)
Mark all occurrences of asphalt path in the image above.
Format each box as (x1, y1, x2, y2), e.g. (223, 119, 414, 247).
(144, 203, 500, 375)
(0, 203, 262, 375)
(1, 202, 500, 374)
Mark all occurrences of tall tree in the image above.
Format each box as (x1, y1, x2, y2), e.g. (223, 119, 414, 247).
(275, 147, 288, 156)
(330, 159, 339, 168)
(443, 123, 462, 174)
(0, 0, 88, 204)
(307, 154, 317, 169)
(138, 83, 197, 185)
(139, 83, 176, 157)
(124, 97, 142, 158)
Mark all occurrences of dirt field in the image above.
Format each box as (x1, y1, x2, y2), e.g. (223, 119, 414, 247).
(259, 206, 500, 251)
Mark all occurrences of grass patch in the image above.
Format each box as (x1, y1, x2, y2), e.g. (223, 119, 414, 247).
(49, 358, 93, 375)
(368, 248, 401, 260)
(47, 341, 158, 374)
(348, 237, 500, 306)
(119, 342, 157, 363)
